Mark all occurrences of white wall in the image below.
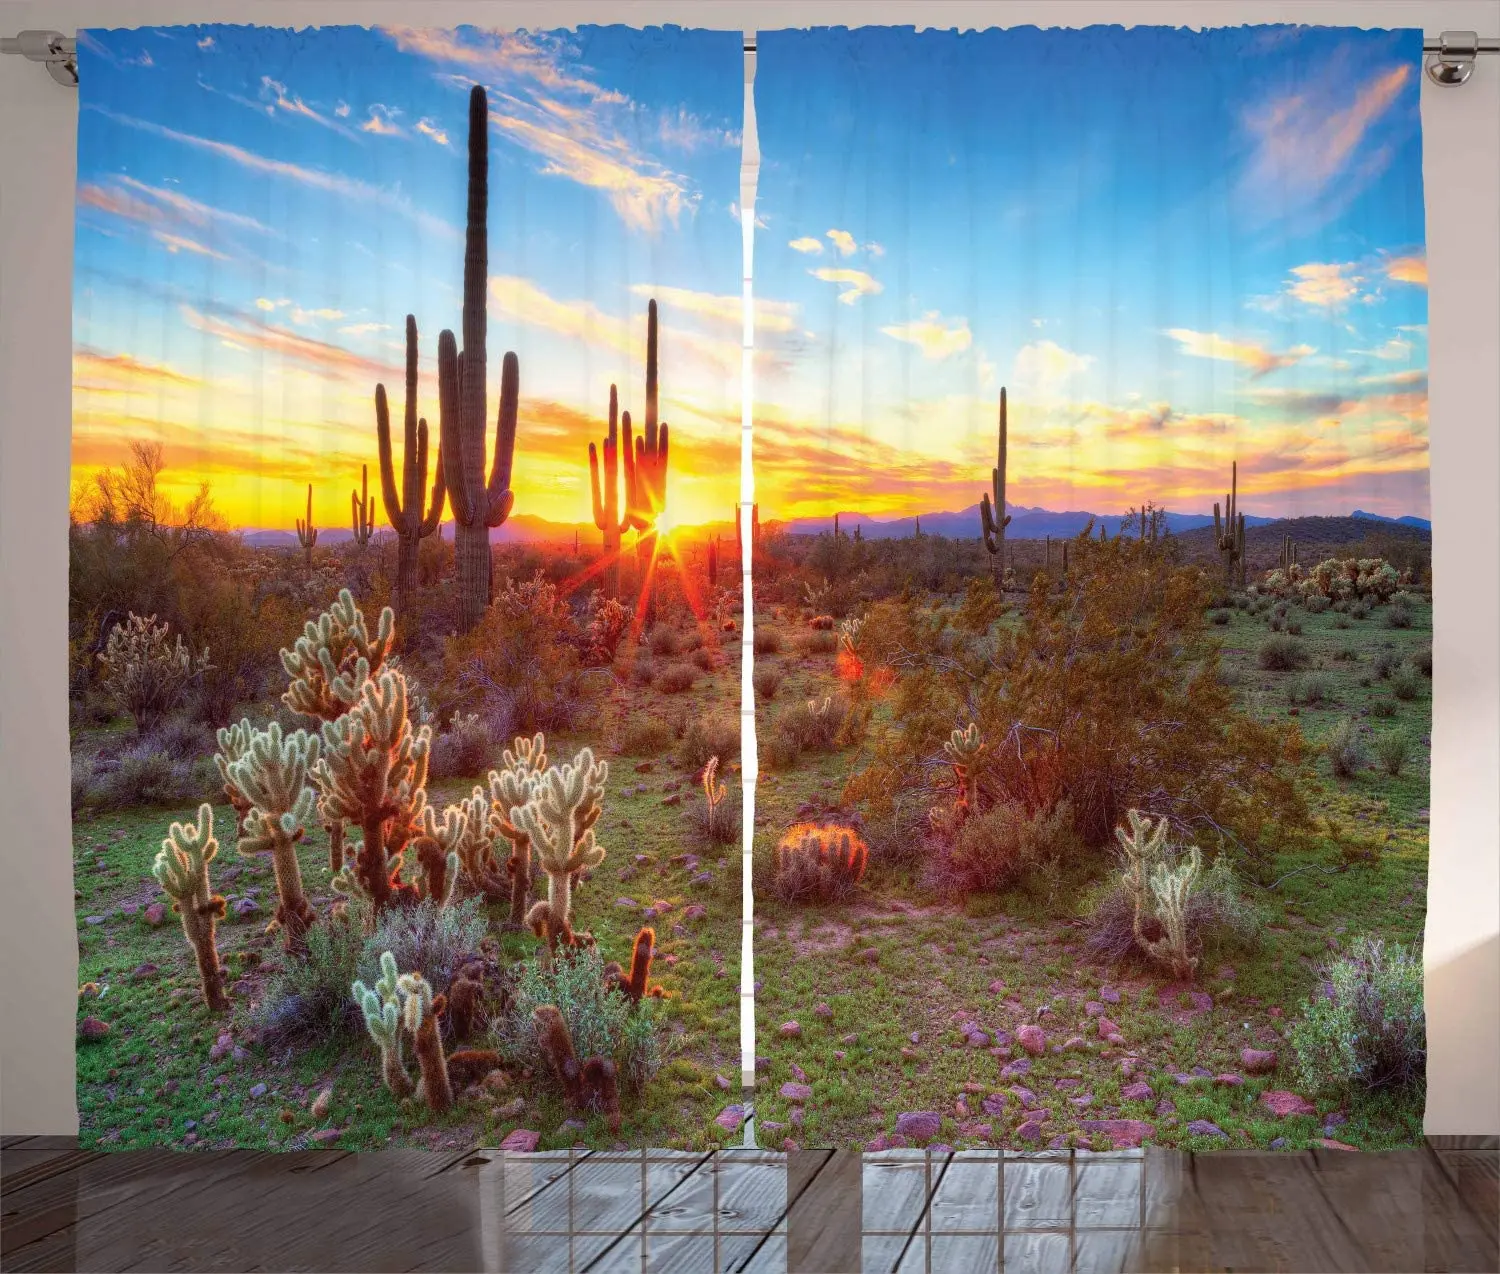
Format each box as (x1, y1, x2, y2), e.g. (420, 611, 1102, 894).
(3, 0, 1495, 1137)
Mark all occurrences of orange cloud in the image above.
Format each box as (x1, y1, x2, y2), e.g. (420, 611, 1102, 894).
(179, 304, 391, 382)
(416, 118, 450, 147)
(1164, 328, 1314, 376)
(631, 284, 799, 334)
(74, 348, 202, 393)
(1285, 261, 1364, 308)
(1384, 253, 1427, 286)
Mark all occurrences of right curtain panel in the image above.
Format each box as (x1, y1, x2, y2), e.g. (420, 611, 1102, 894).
(750, 25, 1430, 1153)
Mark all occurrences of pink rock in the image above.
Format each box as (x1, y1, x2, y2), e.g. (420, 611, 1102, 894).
(1015, 1120, 1046, 1143)
(779, 1021, 801, 1039)
(78, 1016, 110, 1041)
(715, 1074, 732, 1090)
(999, 1058, 1032, 1080)
(1106, 1033, 1126, 1046)
(981, 1093, 1008, 1117)
(1315, 1138, 1359, 1151)
(1023, 1108, 1051, 1123)
(1085, 1001, 1104, 1017)
(1241, 1048, 1278, 1075)
(780, 1082, 813, 1102)
(1155, 1098, 1176, 1117)
(1121, 1082, 1154, 1101)
(1215, 1073, 1245, 1087)
(781, 1138, 800, 1152)
(894, 1111, 942, 1144)
(715, 1105, 746, 1132)
(144, 902, 167, 926)
(988, 979, 1006, 994)
(1009, 1085, 1038, 1107)
(1017, 1025, 1047, 1056)
(789, 1109, 804, 1128)
(1261, 1090, 1317, 1117)
(814, 1002, 833, 1019)
(789, 1062, 808, 1082)
(499, 1129, 540, 1152)
(1096, 1017, 1120, 1039)
(866, 1134, 891, 1152)
(1078, 1119, 1154, 1149)
(1186, 1120, 1227, 1138)
(833, 1051, 846, 1061)
(1100, 986, 1121, 1004)
(1063, 1035, 1086, 1051)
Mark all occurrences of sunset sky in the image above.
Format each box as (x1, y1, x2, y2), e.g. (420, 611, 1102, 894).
(72, 25, 743, 532)
(753, 25, 1430, 522)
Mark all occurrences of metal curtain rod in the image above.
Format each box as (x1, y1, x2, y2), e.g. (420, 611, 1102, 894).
(3, 28, 1498, 89)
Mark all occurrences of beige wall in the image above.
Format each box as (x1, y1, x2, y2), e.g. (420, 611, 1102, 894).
(2, 0, 1495, 1137)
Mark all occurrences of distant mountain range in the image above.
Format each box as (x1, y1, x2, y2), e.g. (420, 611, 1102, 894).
(236, 504, 1429, 547)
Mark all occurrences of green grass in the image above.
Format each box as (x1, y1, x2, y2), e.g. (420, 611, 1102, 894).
(750, 594, 1430, 1151)
(72, 629, 745, 1152)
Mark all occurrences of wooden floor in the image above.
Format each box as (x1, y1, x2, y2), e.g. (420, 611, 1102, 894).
(2, 1134, 1495, 1272)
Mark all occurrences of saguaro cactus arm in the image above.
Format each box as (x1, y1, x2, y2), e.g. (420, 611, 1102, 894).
(376, 315, 448, 538)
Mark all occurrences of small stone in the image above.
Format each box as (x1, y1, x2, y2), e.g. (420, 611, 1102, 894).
(1186, 1120, 1228, 1138)
(982, 1093, 1008, 1117)
(310, 1128, 342, 1146)
(1106, 1033, 1125, 1046)
(1085, 1001, 1104, 1017)
(781, 1138, 801, 1152)
(682, 904, 708, 921)
(1270, 1137, 1288, 1150)
(1100, 986, 1121, 1004)
(1316, 1138, 1359, 1151)
(1079, 1119, 1153, 1149)
(1155, 1099, 1176, 1117)
(789, 1062, 808, 1082)
(1069, 1094, 1094, 1108)
(183, 1132, 199, 1146)
(1055, 1078, 1081, 1090)
(894, 1111, 942, 1144)
(118, 901, 139, 916)
(249, 1083, 268, 1099)
(910, 1031, 921, 1044)
(865, 1134, 892, 1152)
(1016, 1025, 1046, 1056)
(1240, 1048, 1278, 1075)
(1215, 1073, 1245, 1087)
(144, 902, 167, 926)
(788, 1108, 804, 1128)
(1063, 1035, 1086, 1051)
(715, 1106, 746, 1133)
(1096, 1016, 1120, 1039)
(131, 962, 159, 980)
(310, 1089, 332, 1119)
(1261, 1090, 1317, 1117)
(779, 1021, 801, 1039)
(231, 1046, 249, 1063)
(85, 915, 105, 926)
(715, 1074, 732, 1091)
(233, 897, 259, 917)
(814, 1002, 833, 1019)
(833, 1050, 845, 1061)
(690, 871, 712, 884)
(999, 1058, 1031, 1080)
(661, 794, 681, 807)
(841, 1033, 858, 1045)
(634, 761, 655, 773)
(78, 1016, 110, 1041)
(859, 948, 880, 964)
(1173, 1073, 1196, 1086)
(500, 1129, 541, 1152)
(1009, 1085, 1038, 1108)
(615, 897, 638, 909)
(1121, 1082, 1154, 1101)
(988, 979, 1006, 994)
(900, 1047, 919, 1061)
(1015, 1120, 1046, 1143)
(780, 1082, 813, 1101)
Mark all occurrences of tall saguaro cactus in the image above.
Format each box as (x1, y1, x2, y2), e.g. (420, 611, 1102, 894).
(296, 484, 318, 571)
(589, 385, 638, 599)
(979, 387, 1011, 584)
(376, 316, 447, 616)
(630, 300, 670, 536)
(439, 85, 519, 633)
(1213, 461, 1246, 590)
(351, 465, 376, 548)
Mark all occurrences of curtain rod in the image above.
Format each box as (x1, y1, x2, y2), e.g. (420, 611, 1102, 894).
(5, 29, 1498, 90)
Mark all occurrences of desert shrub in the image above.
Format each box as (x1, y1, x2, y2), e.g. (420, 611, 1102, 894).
(796, 630, 838, 656)
(148, 714, 216, 760)
(1372, 650, 1400, 680)
(1268, 613, 1286, 633)
(688, 759, 741, 847)
(655, 662, 699, 694)
(1273, 601, 1289, 619)
(444, 573, 588, 733)
(765, 822, 869, 904)
(647, 625, 680, 657)
(753, 663, 783, 701)
(495, 945, 662, 1096)
(1369, 698, 1397, 719)
(87, 742, 217, 811)
(1349, 599, 1370, 620)
(1209, 609, 1231, 626)
(862, 794, 930, 870)
(582, 596, 630, 666)
(1287, 674, 1333, 707)
(1391, 664, 1423, 701)
(98, 612, 212, 733)
(1288, 937, 1425, 1092)
(631, 655, 654, 687)
(1326, 718, 1369, 779)
(1257, 635, 1308, 672)
(253, 905, 368, 1047)
(1332, 646, 1358, 662)
(1286, 621, 1303, 636)
(71, 754, 96, 812)
(1304, 594, 1330, 614)
(429, 710, 497, 780)
(1232, 594, 1251, 611)
(1413, 646, 1432, 677)
(1332, 614, 1352, 630)
(753, 627, 783, 656)
(1385, 596, 1414, 629)
(942, 799, 1081, 894)
(691, 647, 719, 672)
(1373, 731, 1412, 777)
(765, 694, 860, 769)
(618, 714, 675, 757)
(676, 714, 739, 771)
(359, 898, 487, 1000)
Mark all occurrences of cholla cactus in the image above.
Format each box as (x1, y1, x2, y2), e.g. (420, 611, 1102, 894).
(1115, 809, 1201, 981)
(604, 926, 665, 1005)
(99, 613, 211, 734)
(280, 588, 396, 724)
(772, 822, 869, 903)
(413, 793, 481, 909)
(512, 748, 608, 951)
(314, 667, 431, 912)
(837, 616, 865, 659)
(153, 804, 230, 1012)
(214, 719, 255, 835)
(701, 755, 727, 843)
(803, 578, 832, 611)
(227, 721, 322, 950)
(488, 733, 550, 923)
(943, 723, 985, 814)
(807, 696, 831, 720)
(352, 951, 412, 1097)
(396, 971, 453, 1113)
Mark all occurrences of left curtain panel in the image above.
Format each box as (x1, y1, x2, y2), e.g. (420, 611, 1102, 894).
(71, 24, 745, 1152)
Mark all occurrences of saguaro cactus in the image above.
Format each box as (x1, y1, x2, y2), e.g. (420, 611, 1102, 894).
(226, 721, 322, 951)
(152, 804, 230, 1012)
(376, 316, 447, 617)
(352, 951, 413, 1097)
(707, 536, 718, 587)
(439, 85, 519, 634)
(979, 387, 1011, 583)
(629, 299, 670, 536)
(1213, 461, 1246, 591)
(588, 385, 638, 599)
(351, 464, 376, 548)
(296, 484, 318, 571)
(512, 748, 609, 951)
(1278, 535, 1299, 570)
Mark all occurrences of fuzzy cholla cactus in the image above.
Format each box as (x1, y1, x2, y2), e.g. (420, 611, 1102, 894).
(397, 971, 454, 1113)
(513, 748, 608, 952)
(701, 755, 728, 843)
(226, 721, 321, 949)
(412, 794, 478, 910)
(488, 733, 550, 923)
(153, 804, 230, 1011)
(943, 723, 985, 815)
(352, 951, 412, 1097)
(214, 719, 255, 834)
(99, 612, 211, 734)
(280, 588, 395, 724)
(1115, 809, 1201, 981)
(316, 667, 431, 912)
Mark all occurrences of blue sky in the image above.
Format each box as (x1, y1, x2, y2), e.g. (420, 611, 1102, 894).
(72, 24, 743, 530)
(752, 25, 1430, 520)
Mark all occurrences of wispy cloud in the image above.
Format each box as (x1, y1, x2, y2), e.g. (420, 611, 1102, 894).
(416, 118, 450, 147)
(339, 321, 390, 336)
(361, 104, 405, 136)
(1012, 339, 1094, 400)
(74, 347, 202, 393)
(196, 35, 215, 51)
(655, 106, 740, 153)
(77, 175, 278, 262)
(1284, 261, 1364, 308)
(1238, 61, 1412, 229)
(1164, 328, 1314, 376)
(826, 228, 857, 257)
(809, 267, 882, 304)
(789, 237, 822, 255)
(260, 76, 358, 138)
(179, 303, 389, 381)
(153, 230, 228, 259)
(631, 283, 799, 334)
(1354, 337, 1414, 361)
(880, 312, 972, 360)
